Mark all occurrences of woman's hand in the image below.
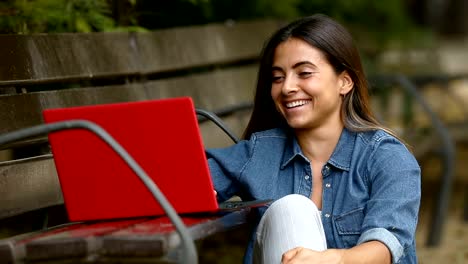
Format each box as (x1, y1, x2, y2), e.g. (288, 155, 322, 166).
(281, 241, 391, 264)
(281, 247, 345, 264)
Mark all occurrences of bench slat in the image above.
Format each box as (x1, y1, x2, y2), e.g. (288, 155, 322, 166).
(0, 155, 62, 219)
(144, 65, 257, 110)
(0, 83, 148, 136)
(0, 20, 277, 86)
(25, 219, 148, 261)
(137, 20, 277, 74)
(0, 219, 147, 262)
(0, 33, 140, 86)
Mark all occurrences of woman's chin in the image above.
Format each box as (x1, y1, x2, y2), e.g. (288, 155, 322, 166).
(286, 120, 313, 130)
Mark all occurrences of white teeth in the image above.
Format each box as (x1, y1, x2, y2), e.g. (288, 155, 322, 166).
(285, 100, 311, 108)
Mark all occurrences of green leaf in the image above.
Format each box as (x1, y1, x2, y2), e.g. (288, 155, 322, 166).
(75, 17, 92, 33)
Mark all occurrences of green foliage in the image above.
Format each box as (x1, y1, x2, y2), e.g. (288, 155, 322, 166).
(295, 0, 431, 50)
(174, 0, 301, 22)
(0, 0, 114, 33)
(160, 0, 429, 52)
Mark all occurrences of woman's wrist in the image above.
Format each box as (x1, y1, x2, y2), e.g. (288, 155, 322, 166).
(333, 248, 346, 263)
(330, 241, 391, 264)
(319, 248, 346, 264)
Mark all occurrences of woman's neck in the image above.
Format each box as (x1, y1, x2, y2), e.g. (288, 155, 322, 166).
(295, 121, 344, 163)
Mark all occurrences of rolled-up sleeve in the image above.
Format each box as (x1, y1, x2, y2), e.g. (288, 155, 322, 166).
(361, 135, 421, 263)
(357, 228, 404, 263)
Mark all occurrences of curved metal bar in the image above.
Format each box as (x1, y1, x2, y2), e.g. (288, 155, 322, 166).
(0, 120, 198, 264)
(196, 108, 240, 144)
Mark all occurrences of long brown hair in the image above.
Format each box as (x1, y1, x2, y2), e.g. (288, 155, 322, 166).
(243, 14, 397, 140)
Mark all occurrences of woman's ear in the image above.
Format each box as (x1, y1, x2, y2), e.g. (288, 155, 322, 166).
(339, 71, 353, 95)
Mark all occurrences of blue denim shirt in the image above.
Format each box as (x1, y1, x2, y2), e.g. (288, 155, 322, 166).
(206, 127, 421, 264)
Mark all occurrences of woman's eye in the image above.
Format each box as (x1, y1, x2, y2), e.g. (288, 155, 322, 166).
(272, 76, 284, 83)
(299, 72, 312, 78)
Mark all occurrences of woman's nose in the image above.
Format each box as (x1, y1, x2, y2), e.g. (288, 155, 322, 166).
(282, 77, 299, 95)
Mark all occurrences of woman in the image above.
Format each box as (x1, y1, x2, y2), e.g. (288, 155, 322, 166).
(207, 14, 420, 264)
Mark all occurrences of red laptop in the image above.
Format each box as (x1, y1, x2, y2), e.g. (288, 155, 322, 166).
(43, 97, 222, 221)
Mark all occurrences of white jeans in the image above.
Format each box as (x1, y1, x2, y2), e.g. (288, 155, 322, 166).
(253, 194, 327, 264)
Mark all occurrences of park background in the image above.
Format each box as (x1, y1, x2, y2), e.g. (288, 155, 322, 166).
(0, 1, 467, 263)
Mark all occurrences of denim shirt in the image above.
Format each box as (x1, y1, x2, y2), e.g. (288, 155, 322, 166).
(206, 127, 421, 264)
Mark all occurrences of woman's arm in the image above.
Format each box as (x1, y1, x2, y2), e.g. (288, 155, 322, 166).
(206, 138, 254, 201)
(282, 241, 391, 264)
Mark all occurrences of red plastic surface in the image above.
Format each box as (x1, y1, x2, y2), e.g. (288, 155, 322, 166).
(43, 97, 218, 221)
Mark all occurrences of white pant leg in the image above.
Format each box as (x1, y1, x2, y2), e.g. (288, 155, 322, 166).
(253, 194, 327, 264)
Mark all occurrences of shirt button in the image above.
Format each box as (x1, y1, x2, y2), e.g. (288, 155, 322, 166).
(324, 213, 330, 218)
(325, 183, 331, 188)
(304, 175, 310, 180)
(322, 165, 330, 176)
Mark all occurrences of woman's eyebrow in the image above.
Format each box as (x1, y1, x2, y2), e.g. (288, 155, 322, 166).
(292, 61, 317, 69)
(271, 66, 284, 72)
(271, 61, 318, 72)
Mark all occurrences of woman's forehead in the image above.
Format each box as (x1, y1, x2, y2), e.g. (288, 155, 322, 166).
(272, 38, 328, 69)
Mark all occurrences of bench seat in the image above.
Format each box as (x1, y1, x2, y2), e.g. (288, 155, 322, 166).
(0, 208, 250, 263)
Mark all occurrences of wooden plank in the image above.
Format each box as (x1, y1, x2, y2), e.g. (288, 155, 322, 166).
(0, 223, 84, 263)
(0, 33, 141, 85)
(100, 217, 209, 259)
(0, 210, 250, 262)
(25, 219, 147, 261)
(0, 83, 148, 135)
(0, 66, 257, 135)
(101, 209, 250, 260)
(0, 155, 63, 219)
(0, 219, 146, 262)
(144, 65, 257, 111)
(137, 20, 278, 74)
(0, 20, 278, 85)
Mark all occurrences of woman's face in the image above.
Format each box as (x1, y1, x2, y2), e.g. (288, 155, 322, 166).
(270, 38, 352, 131)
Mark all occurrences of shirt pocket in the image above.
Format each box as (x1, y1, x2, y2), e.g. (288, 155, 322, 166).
(333, 207, 364, 248)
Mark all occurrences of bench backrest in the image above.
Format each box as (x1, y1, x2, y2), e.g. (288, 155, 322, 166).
(0, 20, 280, 220)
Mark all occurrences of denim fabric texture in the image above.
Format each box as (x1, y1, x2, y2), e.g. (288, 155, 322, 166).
(206, 127, 421, 264)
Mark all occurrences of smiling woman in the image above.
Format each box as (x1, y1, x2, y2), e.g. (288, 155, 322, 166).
(206, 14, 421, 264)
(270, 38, 352, 135)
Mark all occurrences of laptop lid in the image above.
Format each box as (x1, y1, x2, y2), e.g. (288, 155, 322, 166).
(43, 97, 219, 222)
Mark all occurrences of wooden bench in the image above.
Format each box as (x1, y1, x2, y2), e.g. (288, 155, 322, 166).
(0, 209, 251, 263)
(0, 20, 280, 263)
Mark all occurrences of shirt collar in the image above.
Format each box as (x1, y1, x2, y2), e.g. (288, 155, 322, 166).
(328, 128, 355, 171)
(280, 128, 356, 171)
(280, 131, 308, 169)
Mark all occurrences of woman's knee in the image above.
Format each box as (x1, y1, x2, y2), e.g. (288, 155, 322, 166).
(257, 194, 322, 235)
(264, 194, 319, 218)
(254, 194, 327, 263)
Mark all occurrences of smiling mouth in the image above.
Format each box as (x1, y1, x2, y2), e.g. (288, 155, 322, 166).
(285, 100, 311, 108)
